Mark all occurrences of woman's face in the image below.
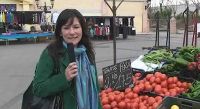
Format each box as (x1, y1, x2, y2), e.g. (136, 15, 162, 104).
(61, 17, 82, 46)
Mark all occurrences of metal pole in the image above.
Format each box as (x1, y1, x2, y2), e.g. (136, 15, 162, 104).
(104, 0, 124, 64)
(113, 0, 117, 64)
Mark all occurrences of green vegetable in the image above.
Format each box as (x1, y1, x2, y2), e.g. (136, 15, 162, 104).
(143, 49, 173, 64)
(168, 57, 189, 66)
(183, 52, 194, 62)
(182, 80, 200, 99)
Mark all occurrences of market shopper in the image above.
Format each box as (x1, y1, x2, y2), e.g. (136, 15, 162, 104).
(32, 9, 102, 109)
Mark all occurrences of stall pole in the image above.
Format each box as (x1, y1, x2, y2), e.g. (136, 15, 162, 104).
(192, 8, 198, 47)
(166, 15, 170, 49)
(155, 11, 160, 47)
(104, 0, 124, 64)
(182, 7, 189, 47)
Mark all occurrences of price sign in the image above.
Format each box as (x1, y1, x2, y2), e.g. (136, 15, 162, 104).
(102, 60, 133, 90)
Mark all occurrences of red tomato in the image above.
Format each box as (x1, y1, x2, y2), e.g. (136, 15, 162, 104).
(133, 93, 138, 98)
(124, 98, 131, 103)
(125, 87, 132, 94)
(115, 95, 122, 103)
(140, 106, 148, 109)
(130, 102, 139, 109)
(154, 85, 162, 94)
(101, 97, 109, 105)
(113, 90, 121, 95)
(103, 104, 111, 109)
(168, 84, 177, 89)
(177, 81, 182, 87)
(118, 101, 126, 109)
(126, 92, 134, 99)
(173, 77, 178, 83)
(155, 96, 163, 102)
(108, 94, 115, 102)
(160, 74, 167, 81)
(175, 87, 181, 94)
(148, 97, 156, 106)
(110, 101, 118, 108)
(170, 91, 177, 97)
(160, 80, 167, 88)
(169, 89, 177, 96)
(145, 84, 153, 91)
(138, 83, 145, 91)
(155, 72, 162, 78)
(151, 83, 157, 89)
(161, 88, 168, 93)
(105, 88, 113, 93)
(164, 92, 170, 96)
(149, 76, 156, 84)
(155, 77, 161, 84)
(126, 103, 131, 109)
(146, 74, 154, 80)
(134, 97, 140, 103)
(167, 77, 174, 84)
(144, 81, 150, 86)
(135, 72, 142, 77)
(101, 93, 107, 98)
(182, 82, 188, 89)
(148, 106, 153, 109)
(119, 92, 125, 99)
(133, 86, 140, 93)
(152, 102, 159, 109)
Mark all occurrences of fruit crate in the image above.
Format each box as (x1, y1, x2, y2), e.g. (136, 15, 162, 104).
(157, 96, 200, 109)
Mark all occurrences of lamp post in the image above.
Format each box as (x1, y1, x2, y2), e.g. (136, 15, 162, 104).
(160, 0, 163, 13)
(35, 0, 54, 13)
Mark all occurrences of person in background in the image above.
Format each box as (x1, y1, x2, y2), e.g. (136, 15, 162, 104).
(32, 9, 102, 109)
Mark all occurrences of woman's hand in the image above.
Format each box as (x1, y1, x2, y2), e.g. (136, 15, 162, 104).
(65, 62, 78, 81)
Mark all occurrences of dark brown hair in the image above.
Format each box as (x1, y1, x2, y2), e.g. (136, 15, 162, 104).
(47, 9, 95, 65)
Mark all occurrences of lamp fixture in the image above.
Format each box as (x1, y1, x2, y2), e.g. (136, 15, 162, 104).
(35, 0, 54, 13)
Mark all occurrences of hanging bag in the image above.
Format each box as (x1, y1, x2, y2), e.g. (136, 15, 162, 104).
(21, 82, 63, 109)
(21, 58, 63, 109)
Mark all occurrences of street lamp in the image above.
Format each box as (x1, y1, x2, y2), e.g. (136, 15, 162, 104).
(35, 0, 54, 13)
(160, 0, 163, 12)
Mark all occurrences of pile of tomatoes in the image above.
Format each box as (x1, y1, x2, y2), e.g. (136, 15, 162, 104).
(99, 71, 192, 109)
(100, 87, 163, 109)
(132, 72, 192, 97)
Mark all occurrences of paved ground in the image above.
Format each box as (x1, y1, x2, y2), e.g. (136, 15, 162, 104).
(0, 32, 199, 109)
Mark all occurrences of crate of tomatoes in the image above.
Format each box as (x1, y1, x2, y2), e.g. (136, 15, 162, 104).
(132, 71, 192, 97)
(99, 87, 164, 109)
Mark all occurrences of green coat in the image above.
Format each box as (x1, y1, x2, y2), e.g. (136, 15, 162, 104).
(32, 48, 102, 109)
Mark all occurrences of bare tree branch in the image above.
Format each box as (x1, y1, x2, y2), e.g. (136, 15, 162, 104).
(116, 0, 125, 10)
(104, 0, 113, 12)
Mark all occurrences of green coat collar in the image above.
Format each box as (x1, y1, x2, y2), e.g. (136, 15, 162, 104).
(60, 48, 70, 67)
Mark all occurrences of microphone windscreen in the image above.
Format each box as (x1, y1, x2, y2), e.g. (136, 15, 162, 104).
(67, 43, 76, 62)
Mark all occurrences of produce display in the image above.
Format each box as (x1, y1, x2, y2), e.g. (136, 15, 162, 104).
(159, 47, 200, 78)
(133, 72, 191, 97)
(100, 46, 200, 109)
(182, 80, 200, 100)
(100, 87, 163, 109)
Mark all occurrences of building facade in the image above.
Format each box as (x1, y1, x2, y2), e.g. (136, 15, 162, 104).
(0, 0, 149, 33)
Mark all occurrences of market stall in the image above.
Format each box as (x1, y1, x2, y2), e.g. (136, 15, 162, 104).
(0, 32, 53, 45)
(99, 46, 200, 109)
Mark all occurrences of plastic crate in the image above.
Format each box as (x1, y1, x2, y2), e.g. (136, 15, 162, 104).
(157, 96, 200, 109)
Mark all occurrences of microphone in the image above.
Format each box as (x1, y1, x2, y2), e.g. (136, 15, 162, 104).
(67, 43, 76, 85)
(67, 43, 76, 62)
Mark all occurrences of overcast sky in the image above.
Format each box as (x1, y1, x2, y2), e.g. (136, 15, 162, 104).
(151, 0, 194, 7)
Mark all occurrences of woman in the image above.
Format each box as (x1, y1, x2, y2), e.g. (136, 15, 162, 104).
(32, 9, 102, 109)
